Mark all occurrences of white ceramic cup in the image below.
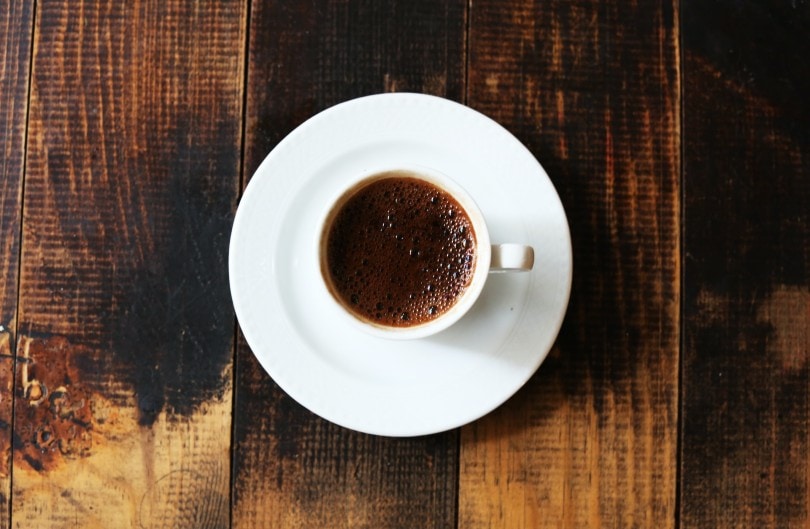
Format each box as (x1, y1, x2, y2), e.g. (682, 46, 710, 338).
(320, 166, 533, 339)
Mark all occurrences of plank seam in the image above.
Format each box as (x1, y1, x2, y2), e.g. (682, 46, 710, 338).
(462, 0, 471, 106)
(675, 0, 684, 528)
(230, 0, 253, 527)
(10, 0, 38, 527)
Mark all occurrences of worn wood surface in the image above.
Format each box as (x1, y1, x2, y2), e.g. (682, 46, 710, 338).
(458, 1, 680, 528)
(1, 0, 807, 527)
(0, 2, 35, 527)
(232, 1, 466, 528)
(11, 0, 245, 527)
(681, 1, 810, 528)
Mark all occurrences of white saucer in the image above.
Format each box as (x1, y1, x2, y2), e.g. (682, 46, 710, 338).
(229, 93, 572, 437)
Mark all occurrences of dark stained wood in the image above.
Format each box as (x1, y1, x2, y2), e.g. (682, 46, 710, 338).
(459, 1, 680, 527)
(681, 1, 810, 527)
(0, 1, 35, 527)
(232, 1, 465, 527)
(13, 0, 246, 527)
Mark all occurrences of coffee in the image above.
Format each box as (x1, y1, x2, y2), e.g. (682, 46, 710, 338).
(322, 171, 477, 327)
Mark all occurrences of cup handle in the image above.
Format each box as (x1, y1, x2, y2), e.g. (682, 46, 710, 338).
(490, 244, 534, 272)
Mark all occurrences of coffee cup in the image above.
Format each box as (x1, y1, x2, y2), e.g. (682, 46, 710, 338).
(320, 166, 533, 339)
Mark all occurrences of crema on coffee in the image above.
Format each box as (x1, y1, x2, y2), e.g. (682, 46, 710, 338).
(322, 171, 477, 327)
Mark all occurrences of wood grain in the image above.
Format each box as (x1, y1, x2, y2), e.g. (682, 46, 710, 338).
(0, 1, 35, 527)
(13, 1, 245, 527)
(681, 1, 810, 527)
(459, 1, 680, 528)
(233, 1, 465, 527)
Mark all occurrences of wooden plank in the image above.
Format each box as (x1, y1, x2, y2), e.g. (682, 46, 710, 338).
(681, 1, 810, 527)
(0, 2, 35, 528)
(13, 1, 245, 527)
(232, 1, 466, 527)
(459, 1, 680, 528)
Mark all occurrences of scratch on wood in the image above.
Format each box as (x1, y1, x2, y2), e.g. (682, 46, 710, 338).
(7, 334, 124, 473)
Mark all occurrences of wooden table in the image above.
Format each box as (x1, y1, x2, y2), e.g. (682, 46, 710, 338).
(1, 1, 807, 527)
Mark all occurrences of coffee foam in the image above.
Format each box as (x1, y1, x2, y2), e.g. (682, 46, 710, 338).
(323, 172, 476, 327)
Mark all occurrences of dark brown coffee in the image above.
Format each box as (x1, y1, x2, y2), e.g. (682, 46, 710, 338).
(322, 171, 477, 327)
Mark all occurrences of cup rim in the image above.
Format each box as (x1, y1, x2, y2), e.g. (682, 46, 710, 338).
(318, 165, 492, 340)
